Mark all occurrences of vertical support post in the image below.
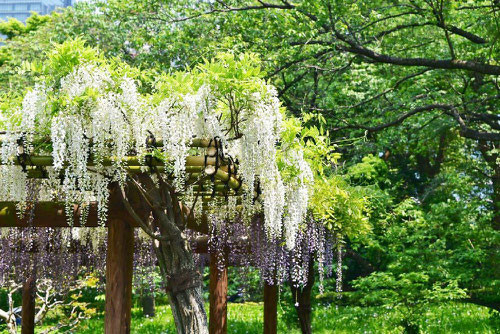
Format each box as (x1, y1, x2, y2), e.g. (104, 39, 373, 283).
(21, 277, 36, 334)
(105, 219, 134, 334)
(209, 253, 227, 334)
(141, 289, 155, 318)
(263, 283, 278, 334)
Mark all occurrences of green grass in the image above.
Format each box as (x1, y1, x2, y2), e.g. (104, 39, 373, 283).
(1, 302, 498, 333)
(306, 303, 498, 334)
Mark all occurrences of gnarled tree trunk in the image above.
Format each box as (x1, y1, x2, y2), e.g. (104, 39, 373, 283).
(153, 230, 207, 334)
(119, 174, 208, 334)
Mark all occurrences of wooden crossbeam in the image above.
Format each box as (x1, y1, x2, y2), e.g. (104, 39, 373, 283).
(0, 201, 210, 234)
(6, 155, 216, 168)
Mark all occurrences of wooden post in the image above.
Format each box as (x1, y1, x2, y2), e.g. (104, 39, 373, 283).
(263, 283, 278, 334)
(209, 253, 227, 334)
(105, 219, 134, 334)
(141, 289, 155, 318)
(21, 277, 36, 334)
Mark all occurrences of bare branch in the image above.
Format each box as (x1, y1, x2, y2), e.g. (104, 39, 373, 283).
(0, 308, 9, 321)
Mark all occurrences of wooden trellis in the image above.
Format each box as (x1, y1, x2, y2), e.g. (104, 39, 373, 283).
(0, 138, 278, 334)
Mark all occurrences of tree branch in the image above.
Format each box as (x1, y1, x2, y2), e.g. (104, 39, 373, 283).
(336, 104, 445, 132)
(335, 30, 500, 75)
(342, 68, 432, 109)
(0, 308, 9, 321)
(119, 185, 169, 241)
(168, 0, 294, 23)
(336, 103, 500, 141)
(442, 24, 488, 44)
(372, 22, 432, 40)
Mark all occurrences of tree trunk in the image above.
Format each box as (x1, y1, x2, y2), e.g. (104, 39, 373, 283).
(492, 166, 500, 231)
(154, 236, 208, 334)
(290, 260, 315, 334)
(5, 312, 17, 334)
(121, 174, 209, 334)
(478, 141, 500, 231)
(21, 277, 36, 334)
(6, 322, 16, 334)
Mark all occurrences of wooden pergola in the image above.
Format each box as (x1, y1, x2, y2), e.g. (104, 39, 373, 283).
(0, 139, 279, 334)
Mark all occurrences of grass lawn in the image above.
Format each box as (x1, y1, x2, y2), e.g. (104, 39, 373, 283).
(2, 301, 492, 333)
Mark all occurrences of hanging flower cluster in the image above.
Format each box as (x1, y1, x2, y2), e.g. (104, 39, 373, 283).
(203, 215, 339, 291)
(133, 229, 161, 295)
(0, 227, 106, 290)
(0, 46, 315, 250)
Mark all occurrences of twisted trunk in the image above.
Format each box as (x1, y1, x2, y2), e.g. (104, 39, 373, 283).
(153, 230, 207, 334)
(121, 175, 208, 334)
(6, 315, 17, 334)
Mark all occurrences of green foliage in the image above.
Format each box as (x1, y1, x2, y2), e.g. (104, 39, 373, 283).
(0, 18, 26, 39)
(43, 38, 103, 80)
(354, 271, 466, 331)
(348, 154, 390, 187)
(0, 13, 50, 39)
(310, 176, 370, 239)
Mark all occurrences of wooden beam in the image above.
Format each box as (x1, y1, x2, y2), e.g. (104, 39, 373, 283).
(209, 253, 228, 334)
(105, 219, 134, 334)
(0, 202, 103, 227)
(21, 277, 36, 334)
(263, 283, 278, 334)
(0, 199, 210, 234)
